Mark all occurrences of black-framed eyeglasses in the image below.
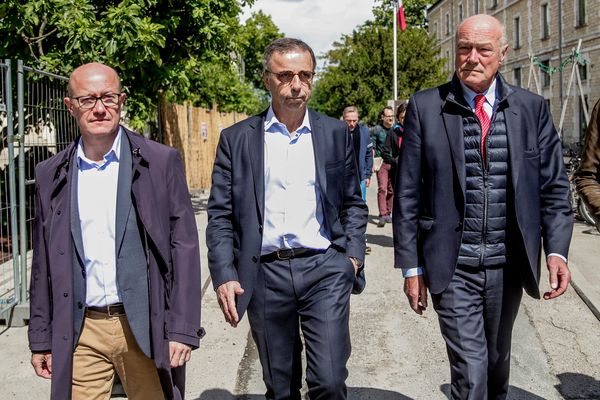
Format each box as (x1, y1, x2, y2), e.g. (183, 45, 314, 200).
(266, 69, 316, 84)
(71, 93, 123, 110)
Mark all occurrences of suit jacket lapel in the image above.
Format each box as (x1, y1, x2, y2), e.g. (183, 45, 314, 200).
(115, 133, 133, 257)
(308, 110, 328, 196)
(442, 104, 466, 197)
(248, 114, 265, 223)
(505, 107, 522, 189)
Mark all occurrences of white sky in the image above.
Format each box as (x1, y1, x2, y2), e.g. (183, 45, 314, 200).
(241, 0, 376, 69)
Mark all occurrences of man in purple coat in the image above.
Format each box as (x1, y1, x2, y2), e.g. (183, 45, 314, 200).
(28, 62, 203, 399)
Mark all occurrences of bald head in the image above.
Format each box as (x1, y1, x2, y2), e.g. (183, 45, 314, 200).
(456, 14, 506, 47)
(67, 63, 121, 97)
(454, 14, 508, 93)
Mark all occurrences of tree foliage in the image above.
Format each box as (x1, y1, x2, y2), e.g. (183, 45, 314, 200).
(0, 0, 281, 128)
(310, 0, 446, 124)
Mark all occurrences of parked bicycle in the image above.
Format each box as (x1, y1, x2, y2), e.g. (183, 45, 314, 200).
(564, 142, 596, 226)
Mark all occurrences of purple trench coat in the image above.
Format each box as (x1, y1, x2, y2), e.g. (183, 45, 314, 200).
(28, 127, 204, 399)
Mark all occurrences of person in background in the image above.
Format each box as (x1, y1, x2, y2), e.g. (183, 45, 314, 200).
(382, 102, 408, 186)
(575, 97, 600, 230)
(343, 105, 373, 254)
(370, 106, 395, 227)
(394, 14, 572, 399)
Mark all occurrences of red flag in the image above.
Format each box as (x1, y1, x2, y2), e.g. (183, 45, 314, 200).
(397, 1, 407, 31)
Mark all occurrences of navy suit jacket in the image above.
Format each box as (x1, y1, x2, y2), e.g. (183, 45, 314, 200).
(207, 108, 368, 318)
(357, 124, 374, 181)
(393, 74, 573, 298)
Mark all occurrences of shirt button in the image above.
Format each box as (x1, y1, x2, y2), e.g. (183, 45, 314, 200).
(252, 256, 258, 263)
(63, 292, 68, 297)
(58, 249, 64, 255)
(56, 210, 61, 215)
(77, 302, 83, 309)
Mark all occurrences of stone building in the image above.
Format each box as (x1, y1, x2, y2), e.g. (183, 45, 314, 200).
(427, 0, 600, 148)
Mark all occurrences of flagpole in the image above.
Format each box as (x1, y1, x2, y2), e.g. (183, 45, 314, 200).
(393, 0, 398, 101)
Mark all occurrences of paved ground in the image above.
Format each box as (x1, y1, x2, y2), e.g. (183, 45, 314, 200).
(1, 185, 599, 399)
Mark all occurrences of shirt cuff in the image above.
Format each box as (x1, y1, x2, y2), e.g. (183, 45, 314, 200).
(547, 253, 567, 263)
(401, 267, 423, 278)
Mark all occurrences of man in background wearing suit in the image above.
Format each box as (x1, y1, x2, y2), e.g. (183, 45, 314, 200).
(28, 63, 203, 400)
(207, 38, 368, 400)
(394, 15, 572, 400)
(343, 105, 373, 253)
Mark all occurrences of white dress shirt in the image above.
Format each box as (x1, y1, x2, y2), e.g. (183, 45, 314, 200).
(261, 106, 331, 254)
(77, 129, 122, 306)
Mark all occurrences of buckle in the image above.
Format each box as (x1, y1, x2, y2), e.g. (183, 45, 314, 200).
(107, 304, 123, 317)
(276, 248, 294, 260)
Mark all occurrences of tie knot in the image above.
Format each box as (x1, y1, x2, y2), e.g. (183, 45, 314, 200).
(475, 95, 486, 110)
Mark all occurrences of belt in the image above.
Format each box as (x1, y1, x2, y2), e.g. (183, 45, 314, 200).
(86, 303, 126, 317)
(260, 247, 327, 263)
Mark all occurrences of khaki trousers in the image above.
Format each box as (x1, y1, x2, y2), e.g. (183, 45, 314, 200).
(72, 312, 163, 400)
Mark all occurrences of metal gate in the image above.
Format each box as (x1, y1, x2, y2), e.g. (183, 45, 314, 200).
(0, 61, 78, 325)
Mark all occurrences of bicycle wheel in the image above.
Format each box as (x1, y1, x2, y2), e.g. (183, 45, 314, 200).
(578, 200, 597, 226)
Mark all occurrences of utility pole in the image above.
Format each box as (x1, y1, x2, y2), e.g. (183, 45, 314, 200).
(393, 0, 398, 101)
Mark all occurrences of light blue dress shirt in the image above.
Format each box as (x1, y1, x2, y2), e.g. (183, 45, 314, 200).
(77, 128, 122, 306)
(261, 106, 331, 254)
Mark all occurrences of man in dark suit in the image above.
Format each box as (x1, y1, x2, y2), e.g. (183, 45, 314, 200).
(206, 38, 367, 400)
(393, 15, 572, 400)
(28, 63, 203, 400)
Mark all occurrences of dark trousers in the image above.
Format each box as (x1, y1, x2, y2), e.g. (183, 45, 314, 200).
(247, 247, 355, 400)
(431, 265, 523, 400)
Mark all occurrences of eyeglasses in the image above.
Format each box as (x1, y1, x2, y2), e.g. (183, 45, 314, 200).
(71, 93, 123, 110)
(266, 69, 316, 84)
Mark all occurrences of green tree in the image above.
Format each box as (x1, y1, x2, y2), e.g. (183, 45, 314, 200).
(0, 0, 267, 129)
(310, 0, 446, 124)
(237, 10, 284, 114)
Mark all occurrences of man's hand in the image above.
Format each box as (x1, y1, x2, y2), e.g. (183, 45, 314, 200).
(544, 255, 571, 300)
(169, 341, 192, 368)
(31, 352, 52, 379)
(365, 178, 371, 188)
(349, 257, 360, 275)
(216, 281, 244, 327)
(404, 275, 428, 315)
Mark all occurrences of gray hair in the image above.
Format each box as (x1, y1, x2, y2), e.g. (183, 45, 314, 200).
(343, 106, 359, 116)
(262, 38, 317, 73)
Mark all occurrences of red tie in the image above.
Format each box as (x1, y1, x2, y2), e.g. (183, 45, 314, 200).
(475, 95, 490, 158)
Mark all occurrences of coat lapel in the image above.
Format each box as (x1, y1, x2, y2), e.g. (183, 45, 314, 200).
(127, 130, 169, 265)
(247, 114, 265, 223)
(505, 107, 522, 190)
(442, 99, 467, 197)
(115, 133, 133, 256)
(308, 110, 328, 196)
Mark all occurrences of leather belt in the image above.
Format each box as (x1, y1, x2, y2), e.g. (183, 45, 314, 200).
(86, 303, 126, 317)
(260, 247, 327, 263)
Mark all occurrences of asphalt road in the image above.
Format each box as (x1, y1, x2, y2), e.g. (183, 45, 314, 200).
(1, 185, 599, 399)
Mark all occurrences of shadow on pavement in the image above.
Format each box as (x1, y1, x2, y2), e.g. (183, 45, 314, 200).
(555, 372, 600, 399)
(195, 387, 414, 399)
(441, 383, 550, 399)
(191, 194, 208, 213)
(366, 233, 394, 248)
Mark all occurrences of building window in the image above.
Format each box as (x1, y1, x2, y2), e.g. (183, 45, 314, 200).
(458, 4, 463, 21)
(579, 95, 589, 141)
(576, 0, 586, 27)
(579, 63, 587, 81)
(491, 0, 498, 8)
(545, 99, 551, 114)
(474, 0, 479, 14)
(513, 67, 522, 87)
(541, 60, 551, 87)
(434, 22, 439, 39)
(446, 13, 450, 35)
(446, 50, 451, 72)
(514, 17, 521, 49)
(541, 4, 550, 39)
